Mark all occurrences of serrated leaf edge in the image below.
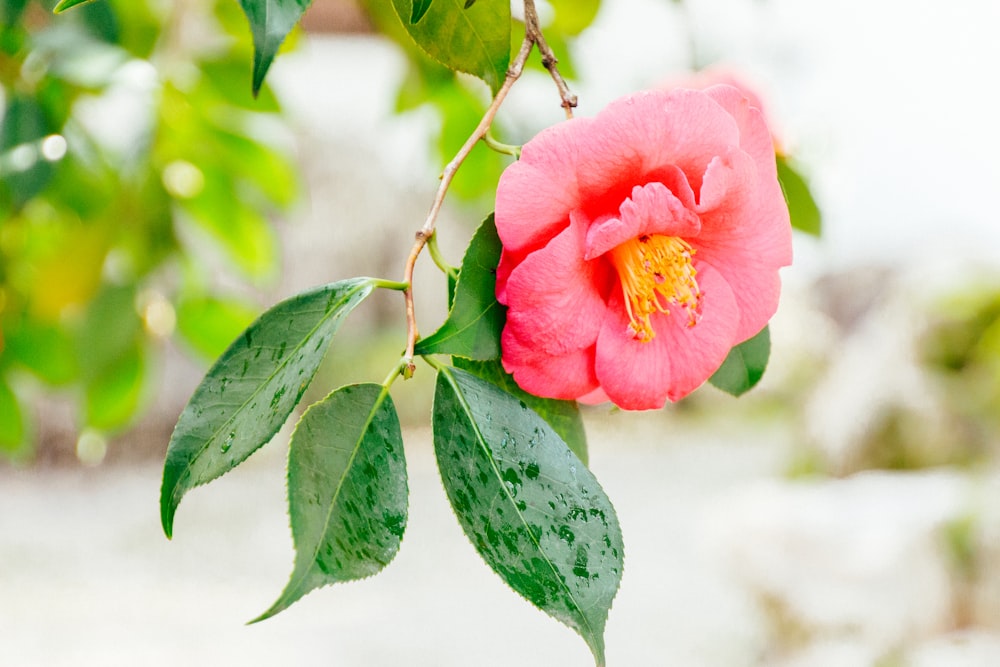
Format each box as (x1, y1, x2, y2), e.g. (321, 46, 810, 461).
(436, 367, 607, 664)
(252, 382, 400, 623)
(161, 278, 375, 538)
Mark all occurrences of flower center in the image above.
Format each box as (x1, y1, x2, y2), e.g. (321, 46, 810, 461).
(608, 234, 702, 341)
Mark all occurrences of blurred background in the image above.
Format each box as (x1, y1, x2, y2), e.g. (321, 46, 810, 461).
(2, 0, 1000, 665)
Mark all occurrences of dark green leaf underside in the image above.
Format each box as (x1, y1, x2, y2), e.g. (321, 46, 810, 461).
(255, 383, 407, 621)
(160, 278, 376, 538)
(415, 214, 503, 360)
(433, 367, 621, 666)
(709, 325, 770, 396)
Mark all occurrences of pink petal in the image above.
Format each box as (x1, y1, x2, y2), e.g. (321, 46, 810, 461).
(577, 90, 743, 206)
(593, 264, 740, 409)
(495, 117, 594, 254)
(584, 182, 701, 259)
(702, 84, 778, 183)
(694, 245, 784, 342)
(500, 328, 599, 400)
(501, 219, 613, 355)
(696, 148, 758, 220)
(578, 387, 610, 405)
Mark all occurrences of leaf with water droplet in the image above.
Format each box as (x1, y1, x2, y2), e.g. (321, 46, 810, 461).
(415, 214, 504, 360)
(455, 358, 588, 465)
(161, 278, 376, 538)
(254, 383, 407, 621)
(433, 367, 622, 666)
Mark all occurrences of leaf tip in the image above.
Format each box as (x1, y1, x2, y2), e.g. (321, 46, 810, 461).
(159, 491, 176, 539)
(51, 0, 79, 13)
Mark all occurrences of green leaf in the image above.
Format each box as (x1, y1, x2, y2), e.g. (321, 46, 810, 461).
(415, 214, 503, 359)
(776, 154, 822, 237)
(236, 0, 313, 96)
(433, 367, 621, 666)
(410, 0, 432, 23)
(709, 325, 771, 396)
(254, 383, 407, 621)
(391, 0, 511, 93)
(52, 0, 96, 13)
(160, 278, 376, 538)
(454, 358, 588, 465)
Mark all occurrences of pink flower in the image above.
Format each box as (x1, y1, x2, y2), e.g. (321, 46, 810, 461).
(494, 85, 793, 410)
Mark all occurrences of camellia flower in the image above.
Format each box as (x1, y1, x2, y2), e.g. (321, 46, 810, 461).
(494, 85, 793, 410)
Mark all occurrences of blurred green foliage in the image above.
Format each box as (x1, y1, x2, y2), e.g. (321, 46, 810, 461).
(0, 0, 296, 459)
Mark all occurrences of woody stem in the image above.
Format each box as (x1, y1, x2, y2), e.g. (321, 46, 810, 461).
(399, 2, 578, 377)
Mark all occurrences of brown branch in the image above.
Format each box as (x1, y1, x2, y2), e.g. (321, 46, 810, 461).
(400, 2, 579, 376)
(523, 0, 578, 118)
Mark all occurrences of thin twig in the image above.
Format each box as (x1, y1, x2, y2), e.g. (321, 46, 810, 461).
(400, 2, 578, 376)
(523, 0, 578, 118)
(401, 35, 535, 376)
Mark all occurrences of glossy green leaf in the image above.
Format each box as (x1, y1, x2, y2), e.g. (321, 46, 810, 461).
(415, 214, 503, 359)
(777, 154, 822, 237)
(454, 358, 588, 465)
(176, 295, 260, 361)
(237, 0, 313, 96)
(161, 278, 376, 538)
(391, 0, 511, 93)
(254, 383, 407, 621)
(433, 367, 622, 666)
(0, 376, 24, 452)
(52, 0, 96, 13)
(709, 325, 770, 396)
(410, 0, 432, 23)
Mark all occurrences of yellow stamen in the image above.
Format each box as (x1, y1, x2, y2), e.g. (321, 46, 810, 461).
(608, 234, 702, 341)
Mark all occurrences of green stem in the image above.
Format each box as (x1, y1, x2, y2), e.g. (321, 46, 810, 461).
(483, 132, 521, 158)
(421, 354, 446, 372)
(383, 359, 408, 387)
(426, 233, 459, 281)
(372, 278, 410, 292)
